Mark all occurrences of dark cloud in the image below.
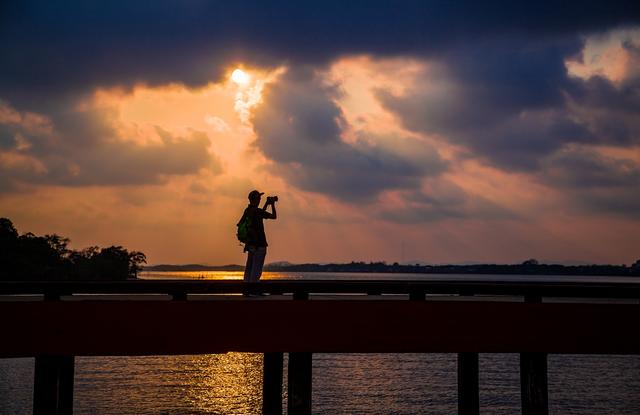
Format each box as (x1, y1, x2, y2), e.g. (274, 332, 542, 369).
(45, 127, 217, 187)
(566, 72, 640, 147)
(0, 125, 17, 150)
(0, 104, 219, 191)
(1, 1, 639, 111)
(252, 68, 447, 201)
(377, 181, 515, 223)
(379, 43, 640, 218)
(543, 147, 640, 188)
(576, 190, 640, 218)
(377, 31, 640, 173)
(541, 147, 640, 217)
(376, 38, 600, 171)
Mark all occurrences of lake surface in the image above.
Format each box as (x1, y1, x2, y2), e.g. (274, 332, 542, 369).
(140, 270, 640, 284)
(2, 272, 639, 414)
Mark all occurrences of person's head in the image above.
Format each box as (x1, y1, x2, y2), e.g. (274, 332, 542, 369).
(248, 189, 263, 206)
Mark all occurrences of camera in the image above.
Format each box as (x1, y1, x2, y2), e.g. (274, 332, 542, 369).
(266, 195, 278, 203)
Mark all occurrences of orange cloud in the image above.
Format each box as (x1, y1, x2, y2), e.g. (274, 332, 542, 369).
(2, 55, 639, 266)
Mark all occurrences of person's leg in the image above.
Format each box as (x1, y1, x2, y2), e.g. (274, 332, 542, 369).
(250, 247, 267, 282)
(244, 248, 255, 283)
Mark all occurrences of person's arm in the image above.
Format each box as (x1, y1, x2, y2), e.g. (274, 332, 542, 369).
(270, 200, 277, 219)
(261, 200, 277, 219)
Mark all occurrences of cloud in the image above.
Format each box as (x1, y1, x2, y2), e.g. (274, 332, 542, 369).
(204, 115, 231, 133)
(567, 74, 640, 148)
(377, 29, 640, 166)
(543, 146, 640, 188)
(251, 68, 447, 202)
(373, 27, 640, 220)
(2, 1, 638, 202)
(576, 190, 640, 218)
(377, 180, 516, 223)
(2, 1, 639, 219)
(216, 176, 256, 200)
(2, 1, 639, 112)
(375, 37, 601, 171)
(541, 146, 640, 217)
(0, 101, 219, 191)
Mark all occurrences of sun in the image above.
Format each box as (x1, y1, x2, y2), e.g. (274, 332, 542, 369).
(228, 65, 286, 123)
(231, 69, 250, 85)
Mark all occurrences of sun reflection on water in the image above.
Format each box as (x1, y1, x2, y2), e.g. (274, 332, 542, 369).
(73, 353, 265, 414)
(181, 353, 263, 414)
(139, 270, 302, 280)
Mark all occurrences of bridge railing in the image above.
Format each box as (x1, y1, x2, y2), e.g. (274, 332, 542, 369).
(2, 278, 640, 299)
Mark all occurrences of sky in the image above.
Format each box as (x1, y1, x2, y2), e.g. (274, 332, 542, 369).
(1, 1, 640, 265)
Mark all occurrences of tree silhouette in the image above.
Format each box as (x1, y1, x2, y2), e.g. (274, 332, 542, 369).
(0, 218, 146, 281)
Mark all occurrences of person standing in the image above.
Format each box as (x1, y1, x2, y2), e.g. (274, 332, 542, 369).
(239, 190, 277, 282)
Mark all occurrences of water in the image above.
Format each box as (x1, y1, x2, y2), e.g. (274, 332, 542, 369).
(2, 354, 640, 414)
(2, 272, 639, 414)
(140, 270, 640, 284)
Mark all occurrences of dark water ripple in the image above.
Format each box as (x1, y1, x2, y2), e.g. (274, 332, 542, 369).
(2, 354, 640, 414)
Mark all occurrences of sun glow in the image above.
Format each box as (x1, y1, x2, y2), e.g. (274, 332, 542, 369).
(230, 66, 285, 124)
(231, 69, 250, 85)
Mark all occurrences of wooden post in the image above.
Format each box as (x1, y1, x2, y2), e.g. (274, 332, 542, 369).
(458, 353, 479, 415)
(520, 353, 548, 415)
(33, 355, 75, 415)
(293, 291, 309, 300)
(409, 290, 425, 301)
(171, 292, 187, 301)
(288, 352, 312, 415)
(289, 289, 312, 414)
(263, 352, 283, 415)
(524, 295, 542, 303)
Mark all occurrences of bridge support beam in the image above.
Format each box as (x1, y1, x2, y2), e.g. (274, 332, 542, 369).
(263, 352, 283, 415)
(458, 352, 479, 415)
(520, 353, 548, 415)
(33, 355, 75, 415)
(288, 352, 312, 415)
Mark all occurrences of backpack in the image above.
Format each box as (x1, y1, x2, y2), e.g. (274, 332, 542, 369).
(236, 213, 252, 244)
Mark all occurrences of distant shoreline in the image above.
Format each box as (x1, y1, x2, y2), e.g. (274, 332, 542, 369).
(144, 264, 245, 272)
(144, 261, 640, 276)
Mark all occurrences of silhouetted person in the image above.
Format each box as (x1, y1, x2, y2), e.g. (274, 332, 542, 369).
(239, 190, 277, 282)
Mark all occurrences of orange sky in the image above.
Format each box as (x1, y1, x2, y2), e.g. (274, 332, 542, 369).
(1, 28, 640, 266)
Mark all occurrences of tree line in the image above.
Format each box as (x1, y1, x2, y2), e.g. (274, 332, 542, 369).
(0, 218, 146, 281)
(265, 258, 640, 276)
